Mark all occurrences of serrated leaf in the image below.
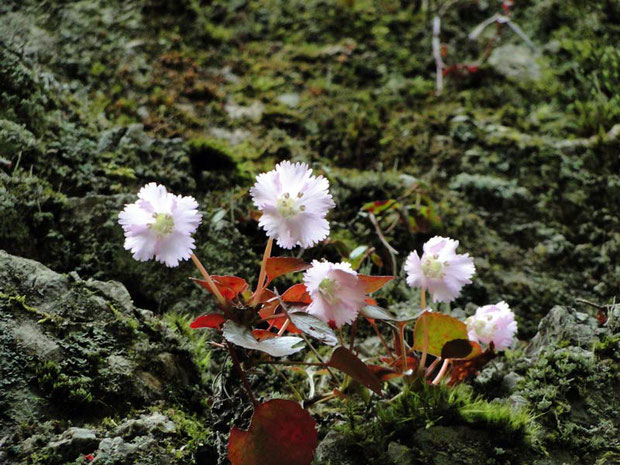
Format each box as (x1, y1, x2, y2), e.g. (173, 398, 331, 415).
(222, 321, 304, 357)
(327, 347, 383, 395)
(265, 257, 311, 284)
(288, 312, 338, 346)
(228, 399, 318, 465)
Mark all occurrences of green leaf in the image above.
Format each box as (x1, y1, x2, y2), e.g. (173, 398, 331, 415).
(222, 321, 304, 357)
(413, 312, 469, 357)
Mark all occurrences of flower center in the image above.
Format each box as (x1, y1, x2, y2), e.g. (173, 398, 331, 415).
(276, 192, 304, 218)
(318, 277, 339, 304)
(150, 213, 175, 237)
(473, 318, 496, 339)
(421, 257, 444, 279)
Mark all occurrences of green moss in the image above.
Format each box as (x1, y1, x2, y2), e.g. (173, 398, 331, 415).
(167, 407, 212, 460)
(335, 383, 539, 462)
(35, 360, 95, 407)
(0, 293, 62, 325)
(164, 312, 212, 378)
(517, 344, 619, 460)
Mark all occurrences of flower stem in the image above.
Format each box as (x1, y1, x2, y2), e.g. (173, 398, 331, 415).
(417, 313, 429, 376)
(191, 253, 227, 308)
(276, 318, 290, 336)
(432, 359, 451, 385)
(425, 357, 441, 379)
(226, 341, 258, 406)
(349, 318, 359, 352)
(421, 288, 426, 310)
(252, 237, 273, 306)
(369, 319, 395, 360)
(398, 322, 408, 372)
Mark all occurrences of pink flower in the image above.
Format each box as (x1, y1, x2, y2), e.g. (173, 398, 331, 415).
(303, 260, 367, 328)
(404, 236, 475, 303)
(118, 183, 202, 267)
(250, 161, 335, 249)
(466, 301, 517, 350)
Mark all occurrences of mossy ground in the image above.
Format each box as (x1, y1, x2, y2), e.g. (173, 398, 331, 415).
(1, 0, 619, 464)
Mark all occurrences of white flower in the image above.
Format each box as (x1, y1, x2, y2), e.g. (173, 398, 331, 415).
(250, 161, 335, 249)
(118, 183, 202, 267)
(404, 236, 475, 303)
(303, 260, 367, 328)
(466, 301, 517, 350)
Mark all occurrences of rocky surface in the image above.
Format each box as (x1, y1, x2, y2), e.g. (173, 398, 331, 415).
(0, 250, 213, 464)
(0, 0, 619, 463)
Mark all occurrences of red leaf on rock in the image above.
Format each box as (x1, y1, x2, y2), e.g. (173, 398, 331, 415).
(265, 257, 311, 284)
(358, 275, 393, 294)
(190, 314, 227, 330)
(327, 347, 383, 395)
(228, 399, 318, 465)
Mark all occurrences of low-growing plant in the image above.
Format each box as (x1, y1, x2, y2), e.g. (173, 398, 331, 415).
(117, 160, 521, 465)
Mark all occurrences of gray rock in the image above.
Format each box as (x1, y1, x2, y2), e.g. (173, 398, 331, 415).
(47, 427, 99, 461)
(526, 306, 603, 356)
(94, 436, 138, 460)
(224, 100, 264, 121)
(113, 412, 176, 438)
(0, 250, 204, 458)
(209, 127, 251, 146)
(276, 93, 300, 108)
(315, 430, 357, 465)
(387, 442, 415, 465)
(488, 44, 541, 81)
(12, 321, 63, 362)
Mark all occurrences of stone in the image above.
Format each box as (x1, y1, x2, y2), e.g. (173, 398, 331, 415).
(47, 427, 99, 461)
(488, 44, 541, 82)
(387, 442, 415, 465)
(526, 306, 603, 357)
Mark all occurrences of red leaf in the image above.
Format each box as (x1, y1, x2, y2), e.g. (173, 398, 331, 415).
(228, 399, 318, 465)
(367, 365, 403, 381)
(190, 314, 227, 330)
(265, 258, 311, 284)
(357, 275, 393, 294)
(327, 347, 383, 395)
(449, 348, 496, 386)
(252, 329, 278, 341)
(282, 283, 312, 304)
(192, 275, 248, 300)
(258, 289, 301, 334)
